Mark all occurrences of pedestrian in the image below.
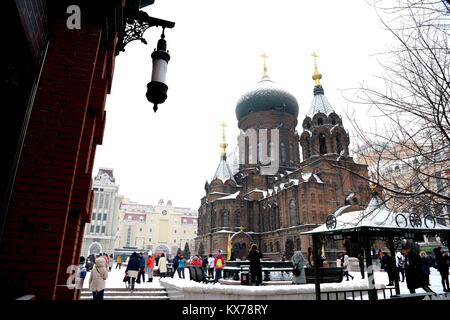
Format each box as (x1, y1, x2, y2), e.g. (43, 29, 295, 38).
(108, 254, 114, 271)
(158, 253, 168, 278)
(380, 252, 396, 286)
(357, 251, 365, 279)
(307, 247, 313, 267)
(207, 254, 215, 278)
(116, 255, 122, 269)
(420, 251, 433, 286)
(89, 255, 108, 300)
(214, 250, 225, 283)
(78, 256, 87, 289)
(125, 252, 140, 291)
(137, 252, 146, 283)
(177, 254, 186, 279)
(248, 244, 263, 286)
(291, 251, 306, 285)
(434, 246, 449, 292)
(402, 244, 434, 294)
(343, 254, 354, 281)
(396, 251, 405, 282)
(172, 252, 180, 278)
(146, 252, 155, 282)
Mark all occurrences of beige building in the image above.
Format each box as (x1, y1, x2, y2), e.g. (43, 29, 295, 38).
(116, 199, 198, 257)
(81, 168, 123, 257)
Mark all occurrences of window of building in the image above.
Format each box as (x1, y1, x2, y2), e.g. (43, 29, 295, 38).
(92, 212, 96, 220)
(296, 238, 301, 250)
(281, 143, 286, 163)
(275, 241, 280, 252)
(139, 228, 142, 232)
(103, 213, 107, 220)
(174, 230, 177, 233)
(211, 211, 216, 228)
(289, 199, 298, 225)
(174, 239, 177, 243)
(289, 144, 294, 163)
(270, 242, 273, 252)
(274, 206, 280, 229)
(318, 118, 323, 125)
(90, 225, 94, 233)
(150, 228, 152, 232)
(95, 225, 100, 233)
(221, 209, 229, 228)
(184, 230, 186, 234)
(149, 238, 152, 242)
(101, 226, 106, 234)
(336, 135, 342, 154)
(235, 210, 241, 229)
(319, 133, 327, 155)
(312, 210, 317, 222)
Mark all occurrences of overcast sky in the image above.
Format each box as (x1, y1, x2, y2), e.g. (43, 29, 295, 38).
(93, 0, 395, 209)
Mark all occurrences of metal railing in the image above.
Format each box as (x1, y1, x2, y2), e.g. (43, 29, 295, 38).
(321, 288, 396, 300)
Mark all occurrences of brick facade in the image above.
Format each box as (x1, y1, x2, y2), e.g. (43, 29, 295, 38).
(0, 17, 115, 299)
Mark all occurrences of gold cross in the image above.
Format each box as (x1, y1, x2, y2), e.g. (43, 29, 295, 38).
(239, 225, 245, 232)
(311, 52, 322, 85)
(220, 122, 228, 155)
(260, 52, 268, 78)
(311, 52, 318, 65)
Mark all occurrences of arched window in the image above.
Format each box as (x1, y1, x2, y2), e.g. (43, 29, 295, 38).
(289, 199, 298, 225)
(270, 242, 273, 252)
(263, 243, 268, 253)
(331, 118, 336, 125)
(221, 209, 229, 228)
(289, 144, 294, 163)
(281, 143, 286, 163)
(211, 210, 216, 229)
(318, 118, 323, 125)
(274, 206, 280, 229)
(319, 133, 327, 155)
(336, 135, 342, 154)
(234, 210, 241, 229)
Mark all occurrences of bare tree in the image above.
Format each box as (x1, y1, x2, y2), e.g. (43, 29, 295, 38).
(339, 0, 450, 221)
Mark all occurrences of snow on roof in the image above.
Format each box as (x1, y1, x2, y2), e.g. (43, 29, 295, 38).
(212, 158, 236, 183)
(215, 229, 234, 234)
(301, 173, 323, 183)
(346, 193, 355, 201)
(216, 191, 240, 201)
(289, 179, 300, 185)
(303, 195, 450, 235)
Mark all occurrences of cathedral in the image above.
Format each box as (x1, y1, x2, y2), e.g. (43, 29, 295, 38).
(195, 55, 370, 261)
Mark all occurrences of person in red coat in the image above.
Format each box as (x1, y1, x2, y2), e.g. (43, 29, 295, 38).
(214, 250, 225, 283)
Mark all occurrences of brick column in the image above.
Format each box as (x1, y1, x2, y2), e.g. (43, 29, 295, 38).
(0, 21, 103, 300)
(54, 43, 111, 299)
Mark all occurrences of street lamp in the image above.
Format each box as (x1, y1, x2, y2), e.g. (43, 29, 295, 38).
(117, 7, 175, 112)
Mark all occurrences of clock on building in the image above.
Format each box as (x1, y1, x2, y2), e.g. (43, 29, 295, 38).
(162, 210, 167, 215)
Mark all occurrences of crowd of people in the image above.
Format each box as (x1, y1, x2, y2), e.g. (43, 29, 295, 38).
(78, 242, 449, 300)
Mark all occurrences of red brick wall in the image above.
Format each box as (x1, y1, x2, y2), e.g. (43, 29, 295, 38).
(0, 20, 115, 300)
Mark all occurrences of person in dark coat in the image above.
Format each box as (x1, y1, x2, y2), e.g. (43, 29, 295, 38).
(434, 246, 449, 292)
(172, 253, 180, 278)
(137, 252, 146, 283)
(380, 252, 396, 286)
(402, 244, 434, 294)
(420, 251, 433, 286)
(248, 244, 263, 286)
(357, 251, 365, 279)
(125, 252, 141, 291)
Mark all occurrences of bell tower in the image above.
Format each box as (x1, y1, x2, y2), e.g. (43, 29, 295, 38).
(300, 53, 350, 161)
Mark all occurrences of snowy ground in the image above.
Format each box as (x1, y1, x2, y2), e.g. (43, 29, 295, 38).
(83, 265, 448, 296)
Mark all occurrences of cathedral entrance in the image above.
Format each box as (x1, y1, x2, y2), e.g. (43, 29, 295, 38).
(231, 231, 253, 260)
